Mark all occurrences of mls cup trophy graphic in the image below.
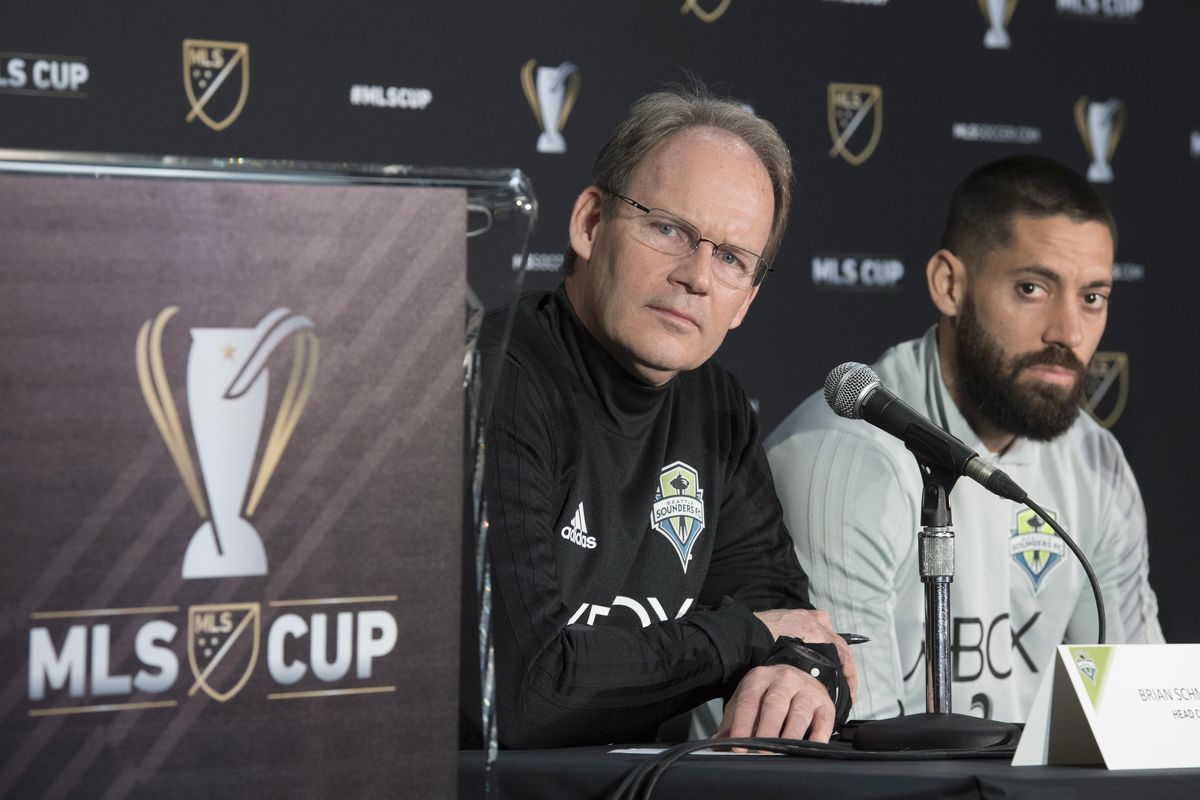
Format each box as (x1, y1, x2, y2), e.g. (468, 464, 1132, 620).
(1075, 96, 1125, 183)
(982, 0, 1015, 49)
(679, 0, 732, 24)
(136, 306, 318, 579)
(521, 60, 580, 154)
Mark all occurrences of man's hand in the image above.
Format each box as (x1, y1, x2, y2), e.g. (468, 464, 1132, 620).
(753, 608, 858, 701)
(712, 664, 836, 742)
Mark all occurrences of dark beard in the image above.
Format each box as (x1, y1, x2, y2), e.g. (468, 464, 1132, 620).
(954, 298, 1087, 442)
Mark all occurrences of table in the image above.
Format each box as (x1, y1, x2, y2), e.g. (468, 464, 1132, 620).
(459, 746, 1200, 799)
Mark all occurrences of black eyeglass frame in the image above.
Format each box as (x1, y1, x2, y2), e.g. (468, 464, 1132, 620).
(604, 190, 774, 289)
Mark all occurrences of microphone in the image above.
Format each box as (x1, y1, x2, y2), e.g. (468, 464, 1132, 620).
(824, 362, 1027, 503)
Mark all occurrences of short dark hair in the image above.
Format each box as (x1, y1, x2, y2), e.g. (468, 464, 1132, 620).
(563, 83, 793, 275)
(940, 155, 1117, 269)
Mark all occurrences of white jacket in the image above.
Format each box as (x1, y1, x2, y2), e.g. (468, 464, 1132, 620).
(766, 326, 1162, 723)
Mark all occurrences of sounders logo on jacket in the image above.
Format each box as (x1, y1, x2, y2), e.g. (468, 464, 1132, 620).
(651, 461, 706, 573)
(1010, 507, 1065, 593)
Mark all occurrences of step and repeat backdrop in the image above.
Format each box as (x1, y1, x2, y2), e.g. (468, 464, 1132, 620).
(1, 0, 1198, 789)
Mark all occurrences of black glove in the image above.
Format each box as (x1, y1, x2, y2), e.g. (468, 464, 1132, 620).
(762, 636, 852, 730)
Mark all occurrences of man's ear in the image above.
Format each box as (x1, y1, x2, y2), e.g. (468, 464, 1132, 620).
(567, 186, 605, 264)
(728, 285, 759, 330)
(926, 249, 969, 318)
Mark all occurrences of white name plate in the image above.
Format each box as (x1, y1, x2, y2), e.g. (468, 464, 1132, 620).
(1013, 644, 1200, 770)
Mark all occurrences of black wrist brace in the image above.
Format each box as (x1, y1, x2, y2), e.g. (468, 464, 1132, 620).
(763, 636, 852, 730)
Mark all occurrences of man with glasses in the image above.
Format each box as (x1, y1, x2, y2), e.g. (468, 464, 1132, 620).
(465, 86, 856, 749)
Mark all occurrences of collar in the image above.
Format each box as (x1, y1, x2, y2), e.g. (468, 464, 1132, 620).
(548, 285, 673, 435)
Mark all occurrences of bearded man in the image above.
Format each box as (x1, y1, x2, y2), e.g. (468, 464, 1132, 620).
(765, 155, 1162, 723)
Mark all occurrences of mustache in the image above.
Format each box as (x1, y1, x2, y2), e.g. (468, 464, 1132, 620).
(1009, 346, 1087, 376)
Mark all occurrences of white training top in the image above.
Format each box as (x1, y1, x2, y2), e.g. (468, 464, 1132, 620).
(766, 326, 1163, 723)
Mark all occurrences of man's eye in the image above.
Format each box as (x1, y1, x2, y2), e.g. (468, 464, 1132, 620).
(1018, 282, 1041, 296)
(1084, 292, 1109, 307)
(717, 250, 746, 269)
(654, 221, 678, 237)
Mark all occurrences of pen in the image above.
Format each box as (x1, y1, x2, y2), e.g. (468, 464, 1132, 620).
(838, 633, 870, 645)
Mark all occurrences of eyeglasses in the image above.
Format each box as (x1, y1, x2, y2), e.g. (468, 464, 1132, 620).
(606, 192, 773, 289)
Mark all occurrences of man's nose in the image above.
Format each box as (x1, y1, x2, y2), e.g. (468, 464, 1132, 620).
(1043, 296, 1085, 350)
(668, 243, 715, 293)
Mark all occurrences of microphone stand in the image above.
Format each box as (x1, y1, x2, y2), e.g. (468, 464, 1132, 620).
(919, 460, 956, 716)
(852, 457, 1021, 750)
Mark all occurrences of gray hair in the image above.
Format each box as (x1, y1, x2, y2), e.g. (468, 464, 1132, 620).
(563, 84, 794, 275)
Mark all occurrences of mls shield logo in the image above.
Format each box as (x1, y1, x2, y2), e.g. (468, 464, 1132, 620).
(1009, 508, 1066, 593)
(183, 39, 250, 131)
(828, 83, 883, 166)
(1082, 352, 1129, 429)
(187, 602, 261, 702)
(650, 461, 706, 572)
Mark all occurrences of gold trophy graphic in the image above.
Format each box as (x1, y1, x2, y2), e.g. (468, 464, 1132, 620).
(1075, 96, 1125, 184)
(521, 60, 580, 154)
(981, 0, 1017, 49)
(679, 0, 732, 24)
(136, 306, 318, 579)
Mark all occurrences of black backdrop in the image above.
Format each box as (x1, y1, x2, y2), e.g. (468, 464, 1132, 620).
(3, 0, 1197, 644)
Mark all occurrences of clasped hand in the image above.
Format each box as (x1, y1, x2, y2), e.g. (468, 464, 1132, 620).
(712, 608, 857, 743)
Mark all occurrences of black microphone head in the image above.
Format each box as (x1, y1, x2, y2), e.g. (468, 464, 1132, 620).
(824, 362, 880, 420)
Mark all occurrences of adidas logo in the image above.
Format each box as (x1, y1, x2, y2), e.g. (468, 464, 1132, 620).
(560, 501, 597, 550)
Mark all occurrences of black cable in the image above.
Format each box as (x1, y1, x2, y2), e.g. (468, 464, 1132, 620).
(606, 736, 1018, 800)
(1024, 497, 1106, 644)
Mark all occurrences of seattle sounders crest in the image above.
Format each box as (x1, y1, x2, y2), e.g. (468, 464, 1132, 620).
(650, 461, 706, 573)
(1009, 508, 1066, 593)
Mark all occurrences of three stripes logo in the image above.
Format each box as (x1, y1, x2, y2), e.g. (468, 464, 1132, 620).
(561, 501, 596, 549)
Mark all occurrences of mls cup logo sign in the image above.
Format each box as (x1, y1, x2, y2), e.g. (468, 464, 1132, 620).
(651, 461, 706, 573)
(188, 603, 261, 702)
(828, 83, 883, 166)
(680, 0, 732, 23)
(521, 60, 580, 154)
(1075, 96, 1125, 183)
(136, 307, 318, 579)
(979, 0, 1018, 49)
(183, 39, 250, 131)
(1082, 352, 1129, 429)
